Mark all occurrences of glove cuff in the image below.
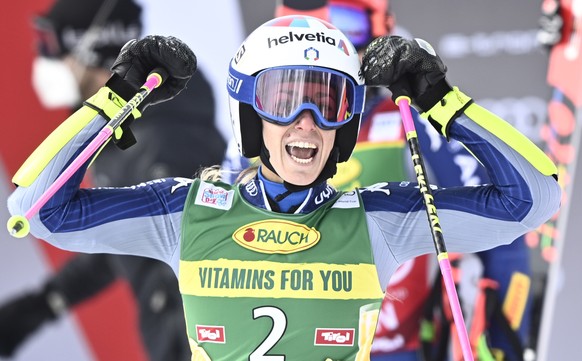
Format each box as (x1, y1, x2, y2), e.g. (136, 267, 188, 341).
(415, 78, 453, 112)
(84, 86, 142, 121)
(421, 87, 473, 138)
(84, 84, 142, 150)
(105, 73, 138, 104)
(106, 73, 153, 113)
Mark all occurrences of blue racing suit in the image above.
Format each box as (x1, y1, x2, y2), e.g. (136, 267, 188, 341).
(7, 90, 560, 360)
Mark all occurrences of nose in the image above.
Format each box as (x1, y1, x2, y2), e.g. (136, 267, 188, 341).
(294, 110, 317, 131)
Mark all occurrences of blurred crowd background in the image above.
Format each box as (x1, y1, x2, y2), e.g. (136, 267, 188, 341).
(0, 0, 580, 360)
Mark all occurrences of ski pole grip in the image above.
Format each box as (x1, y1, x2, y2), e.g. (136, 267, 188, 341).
(144, 67, 169, 91)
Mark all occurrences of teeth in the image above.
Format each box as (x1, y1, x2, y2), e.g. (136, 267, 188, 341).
(291, 155, 313, 164)
(287, 141, 316, 149)
(286, 141, 317, 164)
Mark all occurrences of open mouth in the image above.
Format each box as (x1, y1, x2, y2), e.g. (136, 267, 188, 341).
(286, 141, 318, 164)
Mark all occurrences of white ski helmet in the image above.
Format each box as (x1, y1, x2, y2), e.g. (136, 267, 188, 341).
(227, 15, 365, 163)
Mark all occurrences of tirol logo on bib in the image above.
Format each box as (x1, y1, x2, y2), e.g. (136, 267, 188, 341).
(232, 220, 321, 254)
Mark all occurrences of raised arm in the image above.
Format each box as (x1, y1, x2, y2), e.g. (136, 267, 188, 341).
(7, 36, 197, 266)
(360, 36, 561, 286)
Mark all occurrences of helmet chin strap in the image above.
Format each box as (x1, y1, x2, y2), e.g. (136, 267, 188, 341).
(259, 140, 339, 202)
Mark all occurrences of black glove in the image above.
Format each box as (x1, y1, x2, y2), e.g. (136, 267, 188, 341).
(104, 35, 197, 149)
(361, 36, 452, 112)
(106, 35, 197, 111)
(0, 289, 60, 357)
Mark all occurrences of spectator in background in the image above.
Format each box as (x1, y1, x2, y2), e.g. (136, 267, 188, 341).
(135, 0, 245, 143)
(0, 0, 225, 359)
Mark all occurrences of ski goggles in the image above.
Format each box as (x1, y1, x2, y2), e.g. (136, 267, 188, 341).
(228, 65, 365, 130)
(329, 4, 372, 50)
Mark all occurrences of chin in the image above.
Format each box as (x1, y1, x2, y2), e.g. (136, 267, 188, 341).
(287, 178, 313, 186)
(274, 159, 322, 186)
(282, 170, 318, 186)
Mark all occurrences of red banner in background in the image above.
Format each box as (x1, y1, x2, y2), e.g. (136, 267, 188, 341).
(0, 1, 145, 360)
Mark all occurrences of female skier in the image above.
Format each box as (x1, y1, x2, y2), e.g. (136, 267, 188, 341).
(7, 15, 560, 361)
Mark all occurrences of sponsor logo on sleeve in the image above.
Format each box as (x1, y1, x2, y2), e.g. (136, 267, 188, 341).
(360, 182, 391, 197)
(171, 177, 194, 193)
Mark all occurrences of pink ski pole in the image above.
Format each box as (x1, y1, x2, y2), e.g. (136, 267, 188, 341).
(396, 96, 474, 361)
(7, 68, 167, 238)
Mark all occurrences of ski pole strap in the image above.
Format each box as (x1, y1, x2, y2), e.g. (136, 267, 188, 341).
(421, 87, 473, 139)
